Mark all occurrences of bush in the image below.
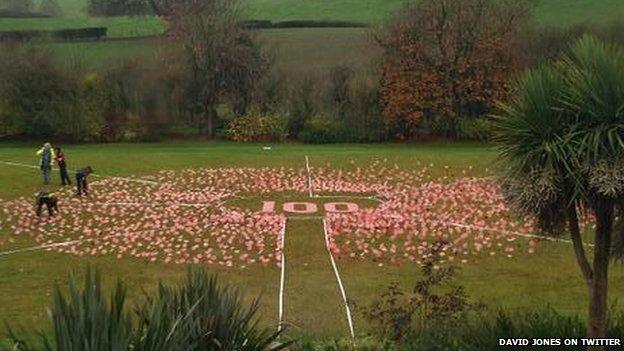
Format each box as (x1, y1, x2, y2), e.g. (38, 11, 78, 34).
(0, 46, 103, 141)
(295, 337, 395, 351)
(39, 0, 62, 17)
(525, 21, 624, 67)
(0, 0, 35, 14)
(406, 306, 624, 351)
(458, 117, 494, 142)
(96, 59, 171, 142)
(88, 0, 153, 16)
(287, 75, 323, 136)
(336, 77, 386, 142)
(298, 115, 339, 144)
(358, 241, 483, 342)
(228, 111, 288, 142)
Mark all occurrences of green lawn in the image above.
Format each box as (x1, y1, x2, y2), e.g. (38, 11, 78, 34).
(1, 141, 623, 339)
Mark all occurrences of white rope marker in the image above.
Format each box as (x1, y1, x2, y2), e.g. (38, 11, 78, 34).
(323, 218, 356, 339)
(443, 221, 595, 248)
(305, 155, 314, 198)
(0, 239, 87, 257)
(303, 156, 380, 202)
(277, 217, 288, 333)
(0, 159, 159, 185)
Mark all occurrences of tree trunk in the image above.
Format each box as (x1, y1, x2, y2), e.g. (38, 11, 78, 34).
(587, 197, 614, 351)
(203, 107, 217, 137)
(567, 204, 593, 285)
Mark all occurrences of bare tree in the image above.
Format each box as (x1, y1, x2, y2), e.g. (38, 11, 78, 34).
(163, 0, 268, 136)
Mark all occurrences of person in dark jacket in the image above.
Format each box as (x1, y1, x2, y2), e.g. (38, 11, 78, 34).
(36, 191, 59, 217)
(75, 166, 94, 197)
(55, 147, 71, 186)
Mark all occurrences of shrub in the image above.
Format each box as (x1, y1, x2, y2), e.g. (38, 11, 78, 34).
(295, 337, 395, 351)
(287, 75, 323, 136)
(228, 111, 288, 142)
(298, 115, 339, 144)
(39, 0, 62, 17)
(87, 0, 152, 16)
(358, 241, 483, 342)
(525, 21, 624, 67)
(337, 77, 386, 142)
(458, 117, 494, 142)
(0, 46, 103, 141)
(407, 306, 624, 351)
(0, 0, 35, 14)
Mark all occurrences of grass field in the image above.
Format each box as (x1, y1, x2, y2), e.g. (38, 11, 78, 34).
(1, 141, 623, 340)
(42, 28, 377, 75)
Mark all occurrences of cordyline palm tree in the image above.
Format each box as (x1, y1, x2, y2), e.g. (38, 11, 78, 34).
(495, 35, 624, 350)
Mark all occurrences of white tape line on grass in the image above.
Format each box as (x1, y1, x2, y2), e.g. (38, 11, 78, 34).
(0, 239, 87, 257)
(305, 155, 314, 198)
(277, 217, 287, 333)
(103, 201, 216, 208)
(0, 228, 158, 258)
(443, 222, 594, 248)
(313, 194, 382, 202)
(322, 218, 355, 339)
(0, 160, 40, 170)
(0, 160, 159, 185)
(303, 157, 381, 202)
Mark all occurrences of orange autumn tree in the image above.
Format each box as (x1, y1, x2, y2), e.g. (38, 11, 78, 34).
(378, 0, 530, 139)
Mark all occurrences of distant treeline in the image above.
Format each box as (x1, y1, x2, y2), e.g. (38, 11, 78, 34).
(0, 27, 107, 42)
(242, 20, 368, 29)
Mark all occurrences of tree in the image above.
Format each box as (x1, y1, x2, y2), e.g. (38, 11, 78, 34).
(495, 36, 624, 350)
(163, 0, 267, 136)
(377, 0, 530, 139)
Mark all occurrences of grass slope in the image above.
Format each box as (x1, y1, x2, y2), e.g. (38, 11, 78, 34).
(0, 141, 623, 339)
(2, 0, 624, 37)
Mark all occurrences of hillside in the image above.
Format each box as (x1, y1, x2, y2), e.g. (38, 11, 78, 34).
(1, 0, 624, 37)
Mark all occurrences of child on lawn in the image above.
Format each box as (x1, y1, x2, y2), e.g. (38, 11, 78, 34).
(55, 147, 71, 186)
(75, 166, 94, 196)
(35, 191, 59, 217)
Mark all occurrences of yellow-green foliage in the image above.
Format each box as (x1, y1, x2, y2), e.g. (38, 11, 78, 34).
(228, 111, 289, 142)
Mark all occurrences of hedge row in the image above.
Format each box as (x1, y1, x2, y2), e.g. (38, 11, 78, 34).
(0, 27, 107, 42)
(242, 20, 368, 29)
(0, 10, 51, 18)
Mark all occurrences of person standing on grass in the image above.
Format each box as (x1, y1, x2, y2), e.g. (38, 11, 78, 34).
(75, 166, 93, 197)
(55, 147, 71, 186)
(36, 142, 55, 185)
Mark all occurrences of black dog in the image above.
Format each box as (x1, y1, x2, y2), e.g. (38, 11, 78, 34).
(36, 192, 59, 217)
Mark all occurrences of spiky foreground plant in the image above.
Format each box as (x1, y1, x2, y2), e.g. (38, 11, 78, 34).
(133, 268, 290, 351)
(7, 267, 289, 351)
